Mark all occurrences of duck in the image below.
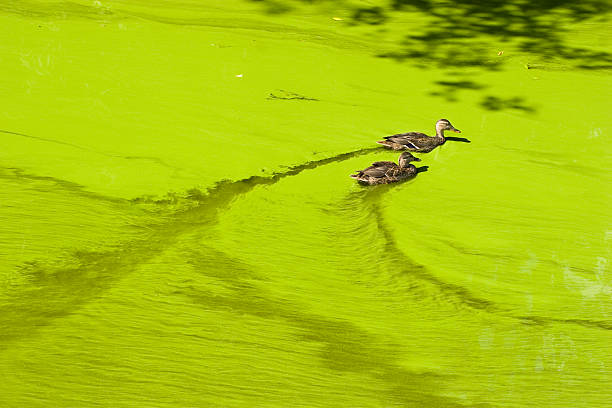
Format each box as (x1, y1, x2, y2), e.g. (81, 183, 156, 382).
(350, 152, 421, 185)
(376, 119, 461, 152)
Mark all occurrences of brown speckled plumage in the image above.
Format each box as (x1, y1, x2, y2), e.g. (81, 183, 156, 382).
(377, 119, 461, 153)
(350, 152, 421, 185)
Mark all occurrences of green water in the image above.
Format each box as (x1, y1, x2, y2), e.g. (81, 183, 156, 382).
(1, 1, 611, 406)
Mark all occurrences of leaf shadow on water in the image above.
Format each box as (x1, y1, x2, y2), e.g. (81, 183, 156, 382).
(5, 1, 609, 114)
(248, 0, 612, 112)
(480, 96, 535, 113)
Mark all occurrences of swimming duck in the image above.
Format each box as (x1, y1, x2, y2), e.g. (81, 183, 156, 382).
(376, 119, 461, 152)
(350, 152, 421, 185)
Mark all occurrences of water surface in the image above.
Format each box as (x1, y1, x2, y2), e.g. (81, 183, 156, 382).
(1, 1, 611, 406)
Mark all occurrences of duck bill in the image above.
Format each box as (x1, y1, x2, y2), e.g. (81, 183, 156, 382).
(413, 157, 422, 162)
(451, 127, 461, 133)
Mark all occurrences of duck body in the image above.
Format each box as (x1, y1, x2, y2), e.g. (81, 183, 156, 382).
(376, 119, 461, 153)
(377, 131, 444, 152)
(350, 152, 421, 185)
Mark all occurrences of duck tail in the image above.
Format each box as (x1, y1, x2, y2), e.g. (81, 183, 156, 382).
(376, 140, 393, 148)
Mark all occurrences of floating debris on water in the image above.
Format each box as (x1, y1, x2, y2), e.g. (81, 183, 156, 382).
(267, 90, 319, 101)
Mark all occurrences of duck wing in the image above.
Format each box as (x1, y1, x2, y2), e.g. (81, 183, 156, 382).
(359, 162, 398, 178)
(383, 132, 430, 150)
(358, 167, 386, 178)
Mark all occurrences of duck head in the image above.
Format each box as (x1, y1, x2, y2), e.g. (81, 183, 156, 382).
(435, 119, 461, 136)
(398, 152, 421, 167)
